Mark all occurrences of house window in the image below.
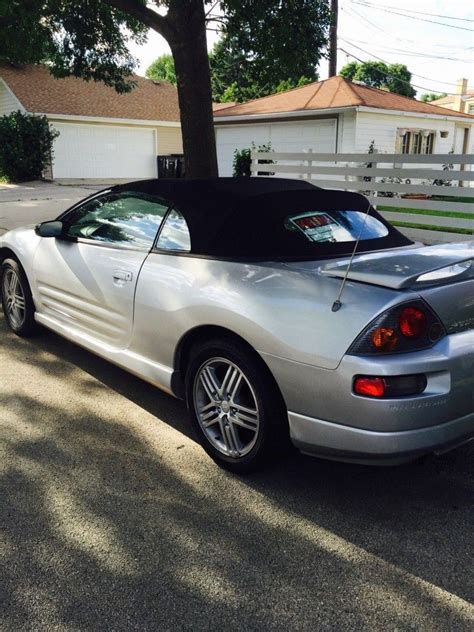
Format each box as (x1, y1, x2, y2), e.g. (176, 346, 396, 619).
(424, 132, 434, 154)
(400, 132, 410, 154)
(468, 103, 474, 114)
(398, 129, 435, 154)
(412, 132, 423, 154)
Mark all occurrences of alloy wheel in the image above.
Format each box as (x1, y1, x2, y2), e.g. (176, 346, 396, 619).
(2, 268, 26, 330)
(193, 357, 261, 459)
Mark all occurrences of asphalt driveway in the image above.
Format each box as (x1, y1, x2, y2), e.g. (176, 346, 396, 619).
(0, 181, 108, 235)
(1, 313, 473, 631)
(1, 180, 473, 630)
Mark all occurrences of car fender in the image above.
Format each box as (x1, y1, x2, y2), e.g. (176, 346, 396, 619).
(131, 253, 413, 371)
(0, 228, 42, 296)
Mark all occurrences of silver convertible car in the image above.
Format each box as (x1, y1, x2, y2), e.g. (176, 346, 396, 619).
(1, 178, 473, 472)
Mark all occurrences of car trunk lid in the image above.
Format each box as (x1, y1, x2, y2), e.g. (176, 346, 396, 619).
(320, 242, 474, 333)
(418, 280, 474, 333)
(320, 242, 474, 290)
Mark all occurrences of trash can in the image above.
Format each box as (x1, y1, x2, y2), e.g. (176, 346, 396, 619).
(157, 154, 185, 178)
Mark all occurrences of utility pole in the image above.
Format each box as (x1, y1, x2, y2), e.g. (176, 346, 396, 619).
(329, 0, 338, 77)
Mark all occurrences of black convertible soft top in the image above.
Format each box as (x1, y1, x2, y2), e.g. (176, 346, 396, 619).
(114, 177, 317, 206)
(113, 177, 412, 259)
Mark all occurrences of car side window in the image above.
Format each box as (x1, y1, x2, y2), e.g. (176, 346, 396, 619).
(156, 208, 191, 252)
(63, 192, 169, 248)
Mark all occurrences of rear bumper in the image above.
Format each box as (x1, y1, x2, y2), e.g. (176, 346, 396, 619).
(288, 410, 474, 463)
(261, 328, 474, 434)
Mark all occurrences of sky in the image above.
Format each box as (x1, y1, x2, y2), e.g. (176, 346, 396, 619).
(128, 0, 474, 98)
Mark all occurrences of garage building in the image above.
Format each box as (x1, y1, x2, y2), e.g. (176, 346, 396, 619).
(214, 76, 474, 177)
(0, 64, 182, 181)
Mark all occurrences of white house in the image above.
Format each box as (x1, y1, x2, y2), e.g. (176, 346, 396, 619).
(0, 64, 183, 180)
(214, 76, 474, 176)
(432, 78, 474, 115)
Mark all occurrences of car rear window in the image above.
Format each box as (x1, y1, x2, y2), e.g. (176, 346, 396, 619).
(203, 197, 408, 260)
(284, 210, 388, 243)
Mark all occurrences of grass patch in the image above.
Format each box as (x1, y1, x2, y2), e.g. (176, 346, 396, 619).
(392, 221, 473, 235)
(0, 174, 9, 183)
(380, 202, 473, 234)
(378, 205, 473, 220)
(431, 195, 474, 204)
(378, 202, 473, 236)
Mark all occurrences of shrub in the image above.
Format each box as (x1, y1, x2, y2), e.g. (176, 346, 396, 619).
(232, 146, 252, 177)
(0, 111, 59, 182)
(232, 142, 274, 177)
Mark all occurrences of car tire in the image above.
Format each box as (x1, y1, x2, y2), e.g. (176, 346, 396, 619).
(0, 258, 38, 337)
(185, 337, 290, 473)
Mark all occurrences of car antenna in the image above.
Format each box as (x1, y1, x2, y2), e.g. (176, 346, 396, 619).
(331, 196, 375, 313)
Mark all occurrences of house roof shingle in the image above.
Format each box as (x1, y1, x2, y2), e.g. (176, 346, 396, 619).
(0, 64, 180, 122)
(213, 101, 237, 111)
(213, 76, 474, 119)
(432, 90, 474, 106)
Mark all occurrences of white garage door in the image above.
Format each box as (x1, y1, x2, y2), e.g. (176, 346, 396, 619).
(53, 123, 157, 179)
(216, 119, 337, 176)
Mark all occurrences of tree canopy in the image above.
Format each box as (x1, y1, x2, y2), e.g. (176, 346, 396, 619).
(0, 0, 332, 175)
(145, 54, 177, 86)
(339, 61, 416, 98)
(0, 1, 218, 177)
(0, 0, 148, 93)
(420, 92, 447, 103)
(211, 0, 331, 102)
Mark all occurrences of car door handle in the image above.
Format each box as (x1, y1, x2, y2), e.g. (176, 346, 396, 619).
(113, 270, 133, 282)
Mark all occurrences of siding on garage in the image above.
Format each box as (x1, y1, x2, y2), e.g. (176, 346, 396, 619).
(337, 111, 356, 153)
(354, 111, 457, 154)
(0, 80, 24, 116)
(216, 118, 337, 176)
(453, 123, 474, 155)
(353, 111, 473, 183)
(156, 125, 183, 155)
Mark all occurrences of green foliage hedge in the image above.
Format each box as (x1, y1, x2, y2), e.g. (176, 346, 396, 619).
(0, 111, 59, 182)
(233, 142, 274, 177)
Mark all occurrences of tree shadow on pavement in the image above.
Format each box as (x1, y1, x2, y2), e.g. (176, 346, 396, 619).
(1, 318, 473, 631)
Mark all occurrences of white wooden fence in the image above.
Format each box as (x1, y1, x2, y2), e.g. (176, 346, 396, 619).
(251, 151, 474, 244)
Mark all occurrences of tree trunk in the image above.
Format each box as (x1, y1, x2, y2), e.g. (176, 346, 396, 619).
(168, 1, 218, 178)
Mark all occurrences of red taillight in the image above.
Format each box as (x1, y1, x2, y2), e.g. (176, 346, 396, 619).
(354, 376, 385, 398)
(354, 374, 427, 398)
(349, 300, 446, 356)
(371, 327, 398, 351)
(399, 307, 427, 339)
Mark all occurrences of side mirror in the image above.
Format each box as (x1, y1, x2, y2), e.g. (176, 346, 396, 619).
(35, 221, 64, 238)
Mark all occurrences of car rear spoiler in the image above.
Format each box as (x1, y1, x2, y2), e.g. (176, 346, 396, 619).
(320, 242, 474, 290)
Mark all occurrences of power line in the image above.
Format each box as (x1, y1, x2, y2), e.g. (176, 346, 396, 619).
(339, 48, 455, 95)
(342, 4, 395, 39)
(340, 39, 462, 88)
(341, 1, 474, 51)
(329, 0, 339, 77)
(338, 42, 461, 94)
(431, 43, 474, 50)
(340, 38, 471, 63)
(353, 1, 474, 22)
(352, 1, 474, 31)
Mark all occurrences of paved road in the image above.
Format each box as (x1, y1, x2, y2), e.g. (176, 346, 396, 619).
(1, 314, 473, 631)
(0, 181, 108, 234)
